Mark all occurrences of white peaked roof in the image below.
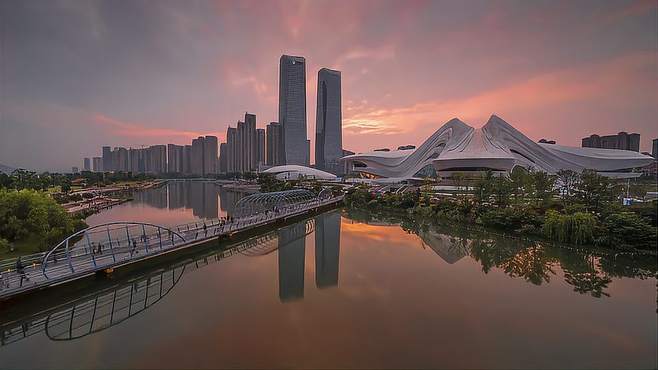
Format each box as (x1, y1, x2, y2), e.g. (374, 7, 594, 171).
(341, 115, 654, 179)
(263, 165, 338, 180)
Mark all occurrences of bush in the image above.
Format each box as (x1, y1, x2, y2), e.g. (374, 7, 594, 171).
(542, 210, 596, 245)
(479, 207, 541, 234)
(598, 212, 656, 250)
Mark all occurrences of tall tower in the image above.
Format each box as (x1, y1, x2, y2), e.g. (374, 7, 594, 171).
(315, 68, 342, 174)
(279, 55, 308, 166)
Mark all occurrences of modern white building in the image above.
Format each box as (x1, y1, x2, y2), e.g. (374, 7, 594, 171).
(342, 115, 654, 181)
(263, 165, 338, 181)
(315, 68, 342, 175)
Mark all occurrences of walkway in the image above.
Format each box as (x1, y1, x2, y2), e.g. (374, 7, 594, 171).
(0, 194, 342, 301)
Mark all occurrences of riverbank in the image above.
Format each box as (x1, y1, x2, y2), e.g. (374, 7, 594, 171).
(344, 173, 657, 254)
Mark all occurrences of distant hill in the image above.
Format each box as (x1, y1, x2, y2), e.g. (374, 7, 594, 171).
(0, 163, 16, 174)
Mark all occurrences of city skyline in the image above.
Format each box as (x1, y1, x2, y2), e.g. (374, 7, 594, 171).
(1, 1, 657, 172)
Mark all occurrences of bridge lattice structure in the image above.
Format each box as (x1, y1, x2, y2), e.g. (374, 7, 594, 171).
(0, 190, 341, 300)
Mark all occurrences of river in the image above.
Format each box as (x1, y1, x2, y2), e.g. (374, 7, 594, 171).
(0, 180, 655, 369)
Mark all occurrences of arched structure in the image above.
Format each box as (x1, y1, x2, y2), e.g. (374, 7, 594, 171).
(263, 165, 338, 180)
(232, 189, 319, 219)
(342, 115, 654, 180)
(41, 222, 186, 277)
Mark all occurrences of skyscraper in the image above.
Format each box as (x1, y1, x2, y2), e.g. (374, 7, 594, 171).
(244, 113, 257, 171)
(204, 136, 218, 175)
(266, 122, 283, 166)
(315, 68, 342, 174)
(279, 54, 308, 166)
(147, 145, 166, 173)
(102, 146, 112, 172)
(92, 157, 102, 172)
(219, 143, 227, 174)
(257, 128, 265, 169)
(183, 145, 192, 174)
(191, 137, 205, 175)
(167, 144, 184, 173)
(653, 138, 658, 159)
(83, 158, 91, 171)
(226, 127, 237, 173)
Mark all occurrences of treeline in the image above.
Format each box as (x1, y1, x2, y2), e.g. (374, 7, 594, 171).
(345, 169, 657, 251)
(0, 169, 155, 192)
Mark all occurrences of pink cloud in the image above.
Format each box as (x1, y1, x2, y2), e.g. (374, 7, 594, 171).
(93, 114, 223, 142)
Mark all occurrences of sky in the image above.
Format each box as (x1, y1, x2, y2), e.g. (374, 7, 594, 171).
(0, 0, 656, 172)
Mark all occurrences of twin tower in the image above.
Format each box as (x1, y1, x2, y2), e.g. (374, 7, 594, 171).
(278, 55, 342, 175)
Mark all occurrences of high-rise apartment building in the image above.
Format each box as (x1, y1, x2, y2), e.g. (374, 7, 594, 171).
(652, 138, 658, 159)
(219, 143, 227, 174)
(83, 158, 91, 171)
(183, 145, 192, 174)
(226, 127, 237, 173)
(257, 128, 265, 168)
(102, 146, 112, 172)
(279, 55, 308, 165)
(167, 144, 184, 173)
(204, 136, 218, 175)
(146, 145, 167, 174)
(244, 113, 257, 171)
(191, 137, 205, 175)
(92, 157, 102, 172)
(266, 122, 283, 166)
(582, 132, 640, 152)
(315, 68, 342, 174)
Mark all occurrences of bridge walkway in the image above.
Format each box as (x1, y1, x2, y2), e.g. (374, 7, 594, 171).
(0, 195, 342, 300)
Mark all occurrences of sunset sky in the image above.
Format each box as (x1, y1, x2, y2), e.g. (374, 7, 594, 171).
(1, 0, 656, 171)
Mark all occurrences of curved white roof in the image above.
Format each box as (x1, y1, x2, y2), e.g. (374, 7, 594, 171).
(341, 115, 654, 179)
(263, 165, 338, 180)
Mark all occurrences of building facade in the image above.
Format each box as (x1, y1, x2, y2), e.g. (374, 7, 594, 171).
(92, 157, 102, 172)
(582, 132, 641, 152)
(167, 144, 184, 173)
(257, 128, 265, 169)
(315, 68, 342, 174)
(266, 122, 283, 166)
(279, 55, 308, 166)
(83, 158, 91, 171)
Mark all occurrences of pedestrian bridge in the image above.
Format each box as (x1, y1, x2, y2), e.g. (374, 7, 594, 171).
(0, 190, 342, 300)
(0, 218, 317, 346)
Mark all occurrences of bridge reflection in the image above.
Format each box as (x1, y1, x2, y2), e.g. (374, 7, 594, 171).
(0, 210, 342, 346)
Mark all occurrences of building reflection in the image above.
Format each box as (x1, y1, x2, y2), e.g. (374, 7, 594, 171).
(277, 211, 341, 302)
(315, 211, 340, 288)
(418, 229, 469, 264)
(277, 222, 307, 301)
(135, 181, 247, 219)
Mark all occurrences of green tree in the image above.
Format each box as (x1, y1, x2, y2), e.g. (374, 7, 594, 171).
(574, 170, 619, 212)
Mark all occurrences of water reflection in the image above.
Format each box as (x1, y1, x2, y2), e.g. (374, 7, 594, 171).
(0, 211, 343, 346)
(315, 211, 340, 289)
(345, 209, 656, 299)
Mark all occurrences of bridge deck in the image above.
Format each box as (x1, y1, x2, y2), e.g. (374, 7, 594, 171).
(0, 196, 342, 301)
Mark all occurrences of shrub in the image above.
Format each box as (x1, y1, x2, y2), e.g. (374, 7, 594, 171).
(598, 212, 657, 250)
(478, 207, 541, 234)
(542, 210, 596, 245)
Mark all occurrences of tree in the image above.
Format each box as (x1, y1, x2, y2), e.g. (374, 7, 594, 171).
(531, 171, 556, 208)
(574, 170, 619, 212)
(556, 169, 578, 204)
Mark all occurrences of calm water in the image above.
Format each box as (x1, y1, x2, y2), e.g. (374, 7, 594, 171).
(0, 181, 656, 369)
